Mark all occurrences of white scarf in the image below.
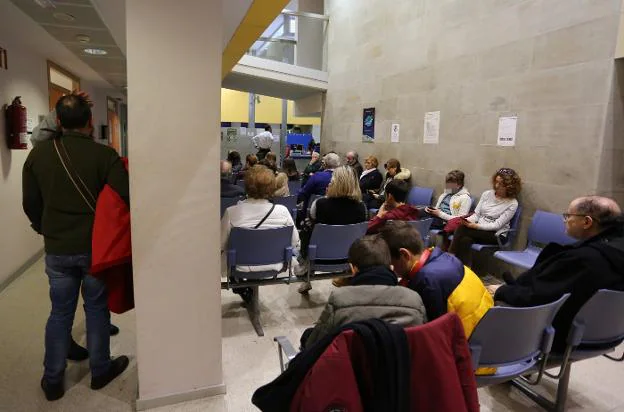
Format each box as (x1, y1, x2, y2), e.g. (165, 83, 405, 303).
(360, 168, 377, 180)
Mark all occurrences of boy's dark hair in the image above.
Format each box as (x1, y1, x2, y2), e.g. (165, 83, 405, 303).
(55, 94, 91, 130)
(385, 179, 410, 203)
(348, 235, 391, 269)
(379, 221, 424, 259)
(446, 170, 465, 186)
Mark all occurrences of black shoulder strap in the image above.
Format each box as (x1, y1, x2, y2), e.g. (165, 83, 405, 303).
(255, 204, 275, 229)
(53, 138, 97, 212)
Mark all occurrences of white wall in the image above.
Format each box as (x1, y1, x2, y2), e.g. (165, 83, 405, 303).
(0, 34, 48, 285)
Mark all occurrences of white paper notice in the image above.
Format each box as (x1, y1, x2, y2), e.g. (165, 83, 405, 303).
(497, 116, 517, 147)
(423, 111, 440, 144)
(391, 123, 400, 143)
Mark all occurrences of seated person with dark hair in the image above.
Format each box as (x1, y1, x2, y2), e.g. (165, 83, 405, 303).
(379, 221, 492, 339)
(490, 196, 624, 352)
(300, 234, 427, 349)
(367, 180, 419, 234)
(220, 160, 245, 198)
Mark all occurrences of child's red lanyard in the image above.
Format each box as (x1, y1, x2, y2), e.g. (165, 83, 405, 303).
(399, 248, 432, 287)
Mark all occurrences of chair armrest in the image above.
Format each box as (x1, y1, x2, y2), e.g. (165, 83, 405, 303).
(497, 229, 517, 249)
(308, 245, 317, 262)
(274, 336, 299, 372)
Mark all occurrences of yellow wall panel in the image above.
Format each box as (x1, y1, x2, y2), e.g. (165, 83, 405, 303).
(220, 90, 321, 125)
(220, 89, 248, 123)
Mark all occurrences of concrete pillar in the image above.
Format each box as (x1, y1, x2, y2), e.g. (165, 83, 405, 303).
(297, 0, 325, 70)
(126, 0, 225, 409)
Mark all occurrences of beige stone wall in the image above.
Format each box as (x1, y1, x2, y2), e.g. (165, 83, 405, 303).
(322, 0, 622, 224)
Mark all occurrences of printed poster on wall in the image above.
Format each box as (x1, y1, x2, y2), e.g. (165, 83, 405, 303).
(226, 128, 238, 142)
(362, 107, 376, 142)
(391, 123, 400, 143)
(497, 116, 517, 147)
(423, 111, 440, 144)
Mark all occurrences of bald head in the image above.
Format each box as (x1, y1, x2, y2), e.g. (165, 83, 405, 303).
(220, 160, 232, 177)
(566, 196, 622, 239)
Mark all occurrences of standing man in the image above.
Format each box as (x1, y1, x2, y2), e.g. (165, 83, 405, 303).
(252, 125, 274, 160)
(23, 95, 130, 401)
(346, 151, 363, 177)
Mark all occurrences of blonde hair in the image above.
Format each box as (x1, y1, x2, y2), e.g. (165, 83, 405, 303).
(326, 166, 362, 201)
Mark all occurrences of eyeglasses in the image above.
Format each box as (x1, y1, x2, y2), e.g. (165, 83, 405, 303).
(562, 213, 599, 222)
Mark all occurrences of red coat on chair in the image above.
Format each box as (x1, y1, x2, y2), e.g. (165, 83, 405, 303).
(90, 158, 133, 314)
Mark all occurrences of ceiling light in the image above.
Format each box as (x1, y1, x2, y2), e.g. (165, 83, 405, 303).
(33, 0, 56, 9)
(76, 34, 91, 44)
(84, 48, 108, 56)
(53, 12, 76, 22)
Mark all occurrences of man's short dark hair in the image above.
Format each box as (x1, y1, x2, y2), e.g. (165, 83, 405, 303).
(348, 235, 391, 269)
(264, 125, 272, 132)
(379, 221, 424, 259)
(385, 179, 410, 203)
(55, 94, 92, 130)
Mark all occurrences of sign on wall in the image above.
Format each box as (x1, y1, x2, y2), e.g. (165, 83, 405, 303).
(226, 127, 238, 142)
(497, 116, 517, 147)
(0, 47, 7, 70)
(391, 123, 400, 143)
(362, 107, 375, 142)
(423, 111, 440, 144)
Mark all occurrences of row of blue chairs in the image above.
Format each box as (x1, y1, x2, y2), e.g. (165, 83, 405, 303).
(274, 289, 624, 411)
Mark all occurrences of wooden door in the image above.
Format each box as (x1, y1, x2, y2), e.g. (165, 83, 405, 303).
(108, 108, 121, 154)
(49, 84, 70, 111)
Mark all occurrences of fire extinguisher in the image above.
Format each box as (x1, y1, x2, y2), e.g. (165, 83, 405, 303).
(5, 96, 28, 150)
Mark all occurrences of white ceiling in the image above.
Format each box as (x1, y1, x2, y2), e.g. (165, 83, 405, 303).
(0, 0, 110, 88)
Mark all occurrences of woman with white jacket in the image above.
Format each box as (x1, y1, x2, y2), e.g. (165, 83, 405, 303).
(426, 170, 472, 229)
(449, 168, 521, 267)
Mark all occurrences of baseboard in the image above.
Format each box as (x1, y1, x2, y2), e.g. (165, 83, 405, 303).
(136, 383, 227, 410)
(0, 248, 44, 294)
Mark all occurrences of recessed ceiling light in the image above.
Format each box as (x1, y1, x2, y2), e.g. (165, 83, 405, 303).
(34, 0, 56, 9)
(53, 12, 76, 22)
(84, 48, 108, 56)
(76, 34, 91, 44)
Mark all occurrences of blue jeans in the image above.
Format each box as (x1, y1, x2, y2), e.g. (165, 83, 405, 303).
(44, 254, 111, 383)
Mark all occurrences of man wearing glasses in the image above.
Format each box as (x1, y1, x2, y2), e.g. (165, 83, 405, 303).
(489, 196, 624, 352)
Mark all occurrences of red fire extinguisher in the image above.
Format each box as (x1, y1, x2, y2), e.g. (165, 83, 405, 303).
(5, 96, 28, 150)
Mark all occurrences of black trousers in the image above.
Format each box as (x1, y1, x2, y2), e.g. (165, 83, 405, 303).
(448, 225, 498, 267)
(257, 148, 270, 160)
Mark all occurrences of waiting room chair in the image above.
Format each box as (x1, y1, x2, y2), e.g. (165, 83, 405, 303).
(494, 210, 576, 270)
(469, 294, 569, 387)
(406, 218, 433, 246)
(471, 205, 523, 252)
(287, 180, 301, 195)
(273, 195, 297, 220)
(407, 186, 434, 207)
(226, 226, 294, 336)
(511, 290, 624, 412)
(221, 196, 244, 218)
(306, 194, 323, 218)
(302, 222, 368, 282)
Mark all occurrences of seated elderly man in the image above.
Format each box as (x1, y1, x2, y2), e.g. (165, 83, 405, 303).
(491, 196, 624, 352)
(345, 151, 363, 177)
(220, 160, 245, 198)
(297, 153, 341, 211)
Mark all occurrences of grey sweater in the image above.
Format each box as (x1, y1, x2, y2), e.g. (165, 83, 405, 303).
(304, 284, 427, 347)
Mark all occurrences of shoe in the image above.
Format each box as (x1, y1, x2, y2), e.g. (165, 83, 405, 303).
(293, 262, 309, 278)
(41, 377, 64, 401)
(110, 324, 120, 336)
(332, 277, 352, 288)
(91, 356, 130, 390)
(298, 282, 312, 294)
(67, 339, 89, 361)
(240, 287, 254, 304)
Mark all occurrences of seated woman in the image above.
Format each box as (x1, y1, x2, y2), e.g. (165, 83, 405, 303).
(237, 154, 258, 181)
(221, 165, 300, 302)
(295, 166, 368, 293)
(301, 151, 321, 186)
(448, 168, 521, 267)
(227, 150, 243, 177)
(359, 155, 383, 198)
(282, 158, 300, 181)
(425, 170, 472, 229)
(300, 235, 426, 349)
(259, 158, 289, 197)
(367, 158, 411, 209)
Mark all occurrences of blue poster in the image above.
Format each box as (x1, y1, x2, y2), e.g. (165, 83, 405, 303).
(362, 107, 375, 142)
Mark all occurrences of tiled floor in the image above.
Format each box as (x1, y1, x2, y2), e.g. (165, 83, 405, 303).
(1, 258, 623, 411)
